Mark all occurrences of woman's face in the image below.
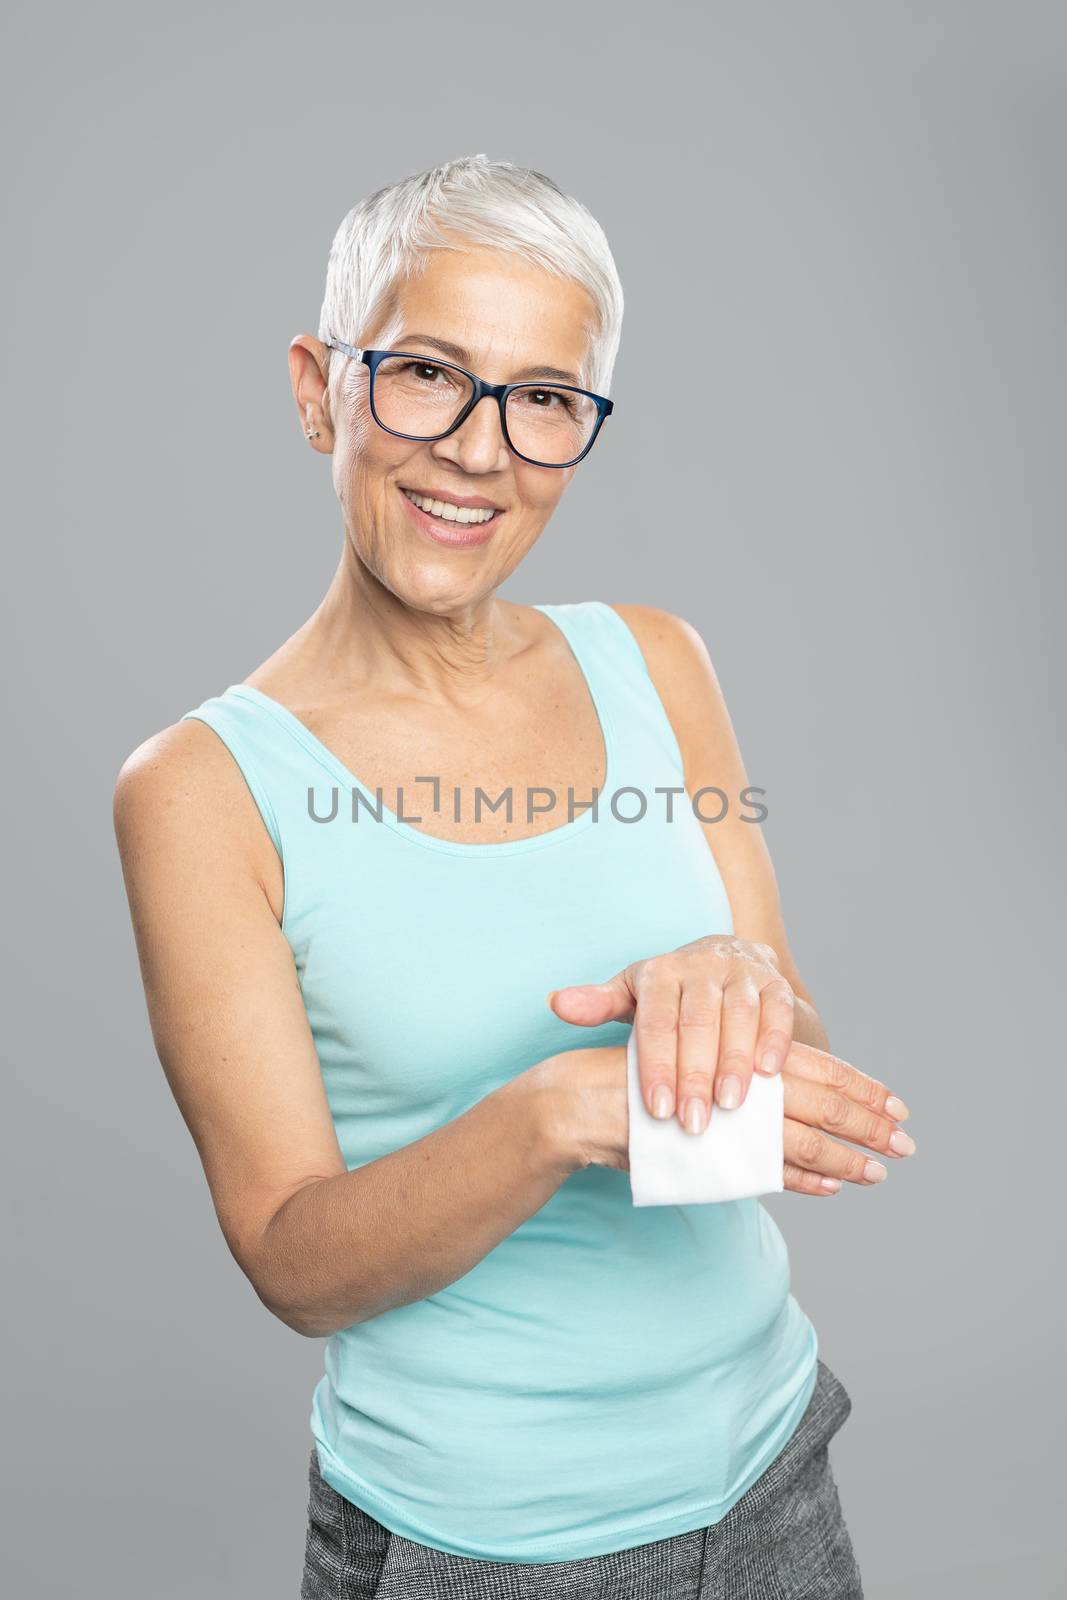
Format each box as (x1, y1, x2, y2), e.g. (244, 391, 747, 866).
(319, 245, 600, 615)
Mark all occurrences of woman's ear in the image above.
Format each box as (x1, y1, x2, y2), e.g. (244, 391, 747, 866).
(288, 335, 335, 452)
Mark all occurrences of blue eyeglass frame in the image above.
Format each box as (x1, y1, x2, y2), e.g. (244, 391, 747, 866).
(323, 339, 614, 469)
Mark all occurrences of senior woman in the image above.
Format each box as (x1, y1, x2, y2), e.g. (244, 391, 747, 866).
(114, 154, 913, 1598)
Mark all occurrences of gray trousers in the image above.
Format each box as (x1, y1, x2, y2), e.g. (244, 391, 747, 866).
(300, 1356, 864, 1598)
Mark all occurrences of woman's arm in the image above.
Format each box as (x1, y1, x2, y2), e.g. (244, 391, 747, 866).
(113, 721, 582, 1340)
(547, 605, 892, 1131)
(544, 604, 913, 1191)
(612, 603, 826, 1032)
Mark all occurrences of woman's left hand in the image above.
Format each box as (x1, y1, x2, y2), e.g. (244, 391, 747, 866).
(546, 935, 795, 1135)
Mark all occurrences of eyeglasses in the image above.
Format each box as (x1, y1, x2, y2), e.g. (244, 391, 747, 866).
(323, 341, 614, 469)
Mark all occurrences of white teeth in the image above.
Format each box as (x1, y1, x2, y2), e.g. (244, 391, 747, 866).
(402, 488, 497, 524)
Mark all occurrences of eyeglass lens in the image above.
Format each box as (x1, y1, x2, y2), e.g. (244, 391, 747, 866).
(372, 356, 598, 465)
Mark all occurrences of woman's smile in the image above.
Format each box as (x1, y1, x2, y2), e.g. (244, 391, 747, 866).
(397, 482, 505, 548)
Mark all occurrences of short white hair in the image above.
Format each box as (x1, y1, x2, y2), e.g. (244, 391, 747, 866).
(318, 153, 624, 410)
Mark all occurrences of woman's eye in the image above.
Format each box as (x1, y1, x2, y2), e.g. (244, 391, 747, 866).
(525, 388, 579, 415)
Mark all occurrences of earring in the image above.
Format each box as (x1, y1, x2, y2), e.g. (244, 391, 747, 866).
(306, 426, 320, 439)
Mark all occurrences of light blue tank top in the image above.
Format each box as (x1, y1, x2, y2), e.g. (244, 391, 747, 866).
(181, 599, 818, 1564)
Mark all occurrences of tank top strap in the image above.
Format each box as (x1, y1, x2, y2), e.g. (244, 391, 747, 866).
(533, 599, 688, 786)
(179, 688, 299, 858)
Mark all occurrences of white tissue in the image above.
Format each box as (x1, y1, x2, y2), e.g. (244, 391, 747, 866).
(626, 1028, 785, 1205)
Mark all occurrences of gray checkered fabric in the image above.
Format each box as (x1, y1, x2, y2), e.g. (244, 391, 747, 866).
(299, 1357, 863, 1598)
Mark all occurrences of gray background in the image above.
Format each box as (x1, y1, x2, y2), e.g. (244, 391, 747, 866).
(2, 2, 1063, 1595)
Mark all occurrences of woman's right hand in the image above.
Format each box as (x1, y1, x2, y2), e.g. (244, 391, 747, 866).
(536, 1041, 916, 1194)
(776, 1041, 917, 1192)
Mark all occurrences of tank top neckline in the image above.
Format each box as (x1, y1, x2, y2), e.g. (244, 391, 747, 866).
(220, 601, 620, 859)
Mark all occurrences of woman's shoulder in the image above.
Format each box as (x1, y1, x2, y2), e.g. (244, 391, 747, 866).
(602, 602, 717, 689)
(536, 597, 722, 728)
(601, 602, 731, 770)
(112, 713, 224, 830)
(114, 708, 286, 935)
(534, 597, 706, 664)
(603, 601, 708, 660)
(112, 710, 274, 874)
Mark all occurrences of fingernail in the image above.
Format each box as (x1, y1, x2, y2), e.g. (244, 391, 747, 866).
(683, 1098, 707, 1134)
(820, 1177, 842, 1192)
(545, 990, 556, 1007)
(759, 1052, 779, 1075)
(717, 1075, 742, 1110)
(651, 1085, 674, 1120)
(888, 1129, 916, 1156)
(885, 1094, 910, 1122)
(864, 1159, 888, 1183)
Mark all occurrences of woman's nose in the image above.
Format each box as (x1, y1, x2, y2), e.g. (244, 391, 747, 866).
(432, 394, 511, 473)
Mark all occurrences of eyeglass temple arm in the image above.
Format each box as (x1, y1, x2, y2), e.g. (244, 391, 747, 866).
(325, 338, 365, 360)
